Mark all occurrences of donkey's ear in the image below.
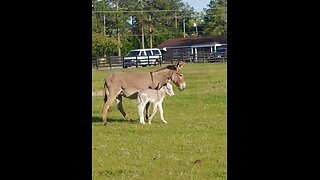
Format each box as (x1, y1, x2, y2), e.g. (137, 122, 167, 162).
(175, 60, 185, 69)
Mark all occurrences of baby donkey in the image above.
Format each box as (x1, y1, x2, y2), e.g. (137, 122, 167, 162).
(137, 82, 175, 124)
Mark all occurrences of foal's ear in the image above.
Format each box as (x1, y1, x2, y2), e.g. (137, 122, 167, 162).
(175, 60, 185, 69)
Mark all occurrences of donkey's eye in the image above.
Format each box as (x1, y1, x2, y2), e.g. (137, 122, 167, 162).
(178, 74, 183, 77)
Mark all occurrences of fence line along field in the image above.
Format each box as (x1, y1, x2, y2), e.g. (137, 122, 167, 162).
(92, 63, 227, 179)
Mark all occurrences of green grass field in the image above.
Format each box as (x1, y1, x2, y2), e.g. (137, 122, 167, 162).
(92, 63, 227, 179)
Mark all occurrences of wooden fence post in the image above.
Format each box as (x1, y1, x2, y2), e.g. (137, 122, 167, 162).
(192, 53, 196, 63)
(109, 56, 112, 69)
(135, 55, 138, 68)
(122, 56, 125, 68)
(96, 57, 99, 71)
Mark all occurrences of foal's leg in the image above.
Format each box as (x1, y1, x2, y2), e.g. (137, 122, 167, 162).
(138, 101, 147, 125)
(148, 103, 158, 124)
(158, 103, 167, 124)
(116, 95, 132, 122)
(102, 90, 119, 125)
(145, 102, 150, 120)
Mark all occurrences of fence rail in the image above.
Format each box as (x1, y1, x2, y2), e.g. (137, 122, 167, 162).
(92, 53, 227, 71)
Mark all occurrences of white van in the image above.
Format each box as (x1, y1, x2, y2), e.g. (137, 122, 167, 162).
(123, 48, 162, 68)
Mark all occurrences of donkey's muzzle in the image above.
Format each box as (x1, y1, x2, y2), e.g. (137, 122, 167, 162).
(178, 82, 186, 91)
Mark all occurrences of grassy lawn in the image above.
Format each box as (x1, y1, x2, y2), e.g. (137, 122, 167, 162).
(92, 63, 227, 179)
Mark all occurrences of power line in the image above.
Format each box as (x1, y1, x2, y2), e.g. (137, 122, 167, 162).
(92, 9, 184, 13)
(108, 32, 183, 37)
(105, 31, 205, 37)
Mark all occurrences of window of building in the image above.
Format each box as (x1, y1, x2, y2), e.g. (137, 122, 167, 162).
(173, 49, 180, 56)
(185, 48, 192, 55)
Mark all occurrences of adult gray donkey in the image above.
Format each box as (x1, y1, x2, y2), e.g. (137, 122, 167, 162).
(102, 60, 186, 125)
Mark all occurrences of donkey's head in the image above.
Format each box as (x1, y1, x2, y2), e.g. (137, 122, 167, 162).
(169, 60, 186, 91)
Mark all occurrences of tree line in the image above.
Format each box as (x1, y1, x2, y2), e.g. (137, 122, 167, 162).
(92, 0, 227, 57)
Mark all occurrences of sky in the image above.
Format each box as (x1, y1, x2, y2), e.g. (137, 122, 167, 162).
(181, 0, 211, 12)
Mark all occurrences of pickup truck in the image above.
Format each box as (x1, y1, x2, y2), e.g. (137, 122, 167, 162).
(207, 48, 227, 62)
(123, 48, 162, 68)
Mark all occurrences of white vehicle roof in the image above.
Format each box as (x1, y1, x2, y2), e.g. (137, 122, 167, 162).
(129, 48, 160, 51)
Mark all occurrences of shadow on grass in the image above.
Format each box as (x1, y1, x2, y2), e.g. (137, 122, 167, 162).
(92, 116, 139, 124)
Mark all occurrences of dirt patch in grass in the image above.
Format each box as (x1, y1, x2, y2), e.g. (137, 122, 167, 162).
(92, 91, 104, 96)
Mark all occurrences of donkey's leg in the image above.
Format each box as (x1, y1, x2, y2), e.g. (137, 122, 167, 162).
(104, 82, 110, 103)
(102, 90, 119, 125)
(145, 102, 150, 120)
(116, 95, 132, 122)
(148, 103, 158, 124)
(158, 103, 167, 124)
(104, 87, 109, 103)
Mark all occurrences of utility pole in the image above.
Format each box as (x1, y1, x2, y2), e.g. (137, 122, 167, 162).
(195, 24, 198, 36)
(174, 11, 177, 29)
(116, 0, 121, 56)
(103, 15, 106, 35)
(183, 18, 186, 38)
(149, 14, 152, 48)
(140, 0, 145, 49)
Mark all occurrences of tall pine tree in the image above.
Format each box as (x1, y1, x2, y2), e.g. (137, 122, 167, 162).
(203, 0, 227, 36)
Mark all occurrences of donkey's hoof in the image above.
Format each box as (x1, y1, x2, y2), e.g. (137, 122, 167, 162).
(125, 115, 132, 121)
(163, 121, 168, 124)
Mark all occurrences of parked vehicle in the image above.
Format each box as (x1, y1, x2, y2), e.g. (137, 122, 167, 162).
(123, 48, 163, 68)
(207, 48, 227, 62)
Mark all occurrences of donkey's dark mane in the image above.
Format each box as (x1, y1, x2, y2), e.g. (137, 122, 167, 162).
(152, 65, 177, 72)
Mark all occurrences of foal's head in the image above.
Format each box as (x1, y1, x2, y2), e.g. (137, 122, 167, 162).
(164, 83, 175, 96)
